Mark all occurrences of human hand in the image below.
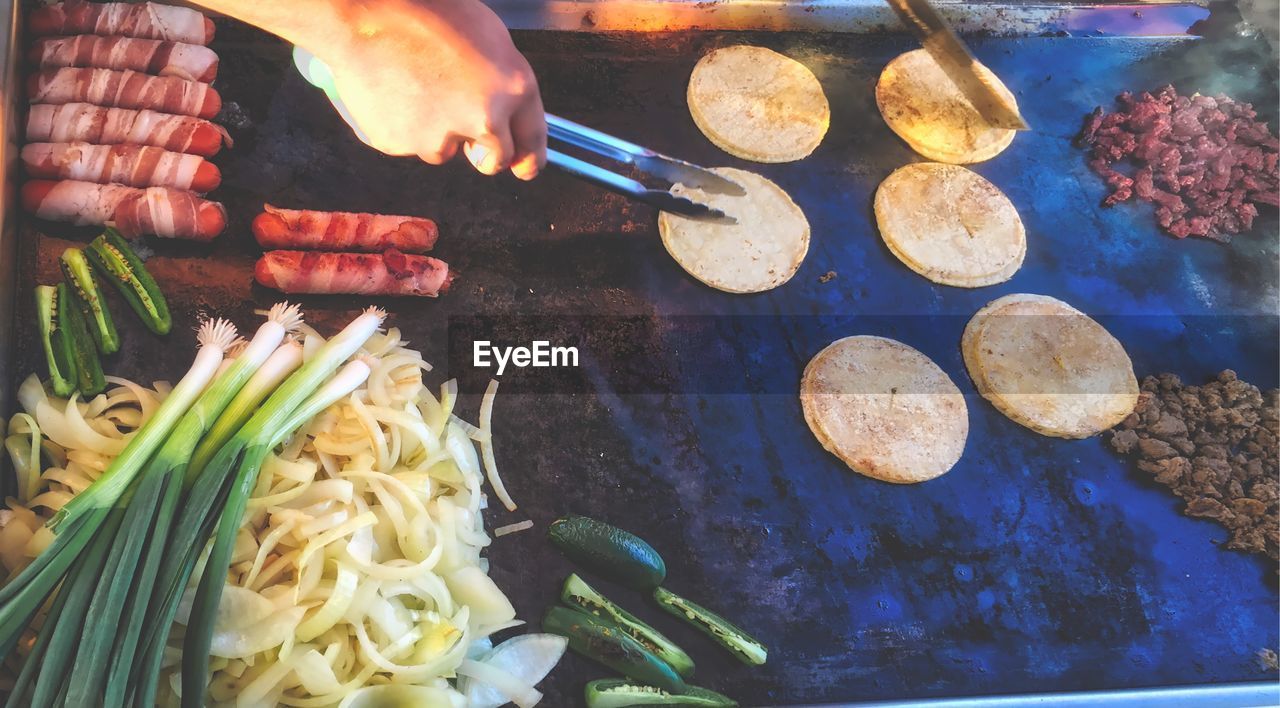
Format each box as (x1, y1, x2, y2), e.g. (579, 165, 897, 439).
(317, 0, 546, 179)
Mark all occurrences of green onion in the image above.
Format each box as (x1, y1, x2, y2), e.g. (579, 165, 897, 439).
(186, 337, 304, 485)
(53, 319, 237, 527)
(180, 354, 377, 706)
(62, 304, 302, 707)
(26, 507, 124, 707)
(0, 320, 236, 658)
(130, 309, 383, 707)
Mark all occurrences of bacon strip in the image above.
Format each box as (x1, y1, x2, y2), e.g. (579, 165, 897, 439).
(29, 67, 220, 119)
(27, 103, 228, 157)
(22, 179, 226, 240)
(30, 1, 215, 45)
(31, 36, 219, 82)
(23, 143, 220, 192)
(255, 250, 452, 297)
(252, 205, 440, 253)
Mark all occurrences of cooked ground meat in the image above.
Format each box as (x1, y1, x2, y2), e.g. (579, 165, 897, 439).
(1077, 86, 1279, 242)
(1109, 371, 1278, 561)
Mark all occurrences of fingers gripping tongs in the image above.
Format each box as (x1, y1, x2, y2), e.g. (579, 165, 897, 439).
(545, 114, 744, 224)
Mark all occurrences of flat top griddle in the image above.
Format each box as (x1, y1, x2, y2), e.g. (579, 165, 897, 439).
(14, 23, 1279, 707)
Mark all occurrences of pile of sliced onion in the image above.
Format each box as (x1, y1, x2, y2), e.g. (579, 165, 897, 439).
(0, 327, 560, 706)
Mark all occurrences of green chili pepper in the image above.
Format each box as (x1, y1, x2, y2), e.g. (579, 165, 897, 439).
(60, 248, 120, 355)
(62, 290, 106, 396)
(585, 679, 738, 708)
(544, 605, 686, 694)
(549, 515, 667, 590)
(562, 573, 695, 679)
(653, 587, 767, 666)
(35, 285, 78, 397)
(85, 229, 170, 335)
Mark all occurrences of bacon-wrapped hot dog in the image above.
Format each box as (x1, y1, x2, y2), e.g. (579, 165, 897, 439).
(255, 250, 453, 297)
(23, 143, 221, 191)
(27, 103, 228, 157)
(30, 36, 219, 82)
(30, 1, 215, 45)
(22, 180, 226, 240)
(252, 205, 440, 253)
(29, 67, 220, 119)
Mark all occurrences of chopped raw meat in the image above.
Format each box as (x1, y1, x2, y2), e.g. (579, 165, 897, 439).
(1077, 85, 1278, 242)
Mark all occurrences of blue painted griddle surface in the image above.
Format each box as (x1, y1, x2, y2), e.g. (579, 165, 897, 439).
(30, 27, 1272, 707)
(480, 34, 1279, 705)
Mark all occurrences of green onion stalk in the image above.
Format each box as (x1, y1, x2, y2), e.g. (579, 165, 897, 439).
(129, 308, 384, 708)
(0, 319, 239, 659)
(22, 508, 124, 708)
(61, 303, 304, 708)
(181, 355, 374, 705)
(185, 336, 305, 486)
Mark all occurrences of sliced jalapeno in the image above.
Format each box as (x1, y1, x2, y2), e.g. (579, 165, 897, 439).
(549, 515, 666, 590)
(653, 587, 767, 666)
(60, 248, 120, 355)
(63, 290, 106, 396)
(544, 605, 686, 694)
(36, 285, 77, 397)
(585, 679, 738, 708)
(563, 573, 695, 679)
(86, 228, 170, 335)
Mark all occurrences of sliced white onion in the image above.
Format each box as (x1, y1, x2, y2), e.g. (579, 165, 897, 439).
(493, 520, 534, 537)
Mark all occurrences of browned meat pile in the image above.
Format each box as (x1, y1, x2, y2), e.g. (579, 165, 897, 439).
(1110, 371, 1278, 562)
(1077, 85, 1279, 242)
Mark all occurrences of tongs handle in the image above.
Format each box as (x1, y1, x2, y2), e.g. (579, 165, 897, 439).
(547, 114, 649, 166)
(546, 148, 647, 198)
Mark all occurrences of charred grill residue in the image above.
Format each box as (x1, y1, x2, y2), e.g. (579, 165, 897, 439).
(1109, 371, 1279, 562)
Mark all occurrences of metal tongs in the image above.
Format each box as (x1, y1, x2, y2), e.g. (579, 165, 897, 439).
(546, 114, 744, 225)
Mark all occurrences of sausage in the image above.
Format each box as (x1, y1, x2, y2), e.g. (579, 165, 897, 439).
(30, 1, 215, 45)
(23, 143, 220, 192)
(252, 205, 439, 252)
(30, 35, 219, 82)
(29, 67, 220, 119)
(22, 179, 225, 240)
(27, 103, 227, 157)
(254, 250, 453, 297)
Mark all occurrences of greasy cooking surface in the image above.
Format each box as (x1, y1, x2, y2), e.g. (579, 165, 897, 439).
(14, 26, 1280, 705)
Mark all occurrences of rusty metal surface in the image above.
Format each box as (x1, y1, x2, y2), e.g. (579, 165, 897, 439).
(8, 21, 1280, 708)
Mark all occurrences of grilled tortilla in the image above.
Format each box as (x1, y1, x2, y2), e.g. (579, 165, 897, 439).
(687, 46, 830, 163)
(876, 49, 1017, 164)
(875, 162, 1025, 287)
(658, 167, 809, 293)
(962, 294, 1138, 438)
(801, 336, 969, 483)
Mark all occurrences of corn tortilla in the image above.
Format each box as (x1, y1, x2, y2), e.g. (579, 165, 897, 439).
(874, 162, 1026, 287)
(962, 294, 1139, 438)
(875, 49, 1017, 164)
(688, 46, 830, 163)
(801, 336, 969, 484)
(658, 167, 809, 293)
